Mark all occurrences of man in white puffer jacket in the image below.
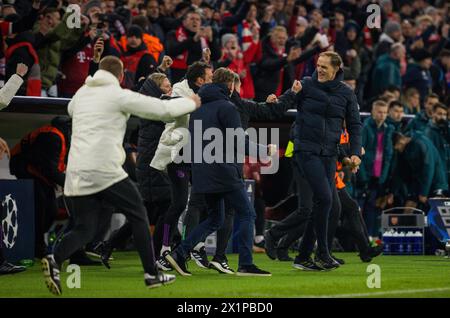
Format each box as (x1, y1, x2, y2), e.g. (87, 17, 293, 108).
(42, 56, 201, 295)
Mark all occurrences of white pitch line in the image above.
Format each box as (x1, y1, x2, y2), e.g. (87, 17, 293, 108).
(298, 287, 450, 298)
(243, 287, 450, 298)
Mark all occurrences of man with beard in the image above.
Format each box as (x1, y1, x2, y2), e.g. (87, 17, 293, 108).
(424, 103, 450, 185)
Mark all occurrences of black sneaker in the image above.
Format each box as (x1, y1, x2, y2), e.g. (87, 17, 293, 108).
(236, 264, 271, 277)
(209, 256, 235, 274)
(42, 255, 62, 296)
(69, 250, 102, 266)
(144, 272, 176, 288)
(277, 248, 293, 262)
(293, 257, 323, 271)
(369, 244, 384, 258)
(314, 253, 340, 270)
(330, 254, 345, 265)
(156, 251, 173, 272)
(264, 231, 278, 260)
(164, 250, 191, 276)
(360, 244, 384, 262)
(0, 261, 26, 275)
(190, 246, 209, 269)
(254, 239, 265, 249)
(97, 241, 113, 269)
(87, 242, 114, 260)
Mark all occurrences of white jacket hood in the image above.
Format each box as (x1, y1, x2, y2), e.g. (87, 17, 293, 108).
(85, 69, 120, 87)
(172, 79, 194, 98)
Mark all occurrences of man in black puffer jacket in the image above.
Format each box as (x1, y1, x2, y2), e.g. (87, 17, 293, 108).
(293, 51, 362, 271)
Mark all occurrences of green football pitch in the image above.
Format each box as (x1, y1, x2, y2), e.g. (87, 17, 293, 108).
(1, 252, 450, 298)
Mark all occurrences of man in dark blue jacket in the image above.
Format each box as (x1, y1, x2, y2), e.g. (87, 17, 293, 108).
(165, 68, 272, 277)
(293, 51, 362, 271)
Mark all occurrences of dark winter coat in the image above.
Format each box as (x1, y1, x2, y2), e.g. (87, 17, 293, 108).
(294, 69, 362, 157)
(136, 78, 171, 202)
(189, 83, 267, 193)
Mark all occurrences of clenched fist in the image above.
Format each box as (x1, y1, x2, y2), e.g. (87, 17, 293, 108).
(16, 63, 28, 77)
(159, 56, 173, 72)
(266, 94, 278, 103)
(291, 80, 302, 93)
(189, 94, 202, 109)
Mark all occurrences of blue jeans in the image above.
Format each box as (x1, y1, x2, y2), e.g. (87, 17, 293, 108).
(178, 186, 256, 267)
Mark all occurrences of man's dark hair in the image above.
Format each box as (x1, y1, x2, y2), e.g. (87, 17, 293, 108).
(385, 85, 400, 94)
(426, 93, 440, 102)
(181, 6, 197, 18)
(132, 15, 149, 31)
(439, 49, 450, 59)
(212, 67, 235, 85)
(392, 132, 405, 145)
(433, 102, 448, 113)
(43, 7, 60, 16)
(186, 61, 212, 83)
(389, 100, 403, 109)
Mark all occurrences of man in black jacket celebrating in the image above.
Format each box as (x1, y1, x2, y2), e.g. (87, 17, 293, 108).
(165, 68, 273, 277)
(293, 51, 362, 270)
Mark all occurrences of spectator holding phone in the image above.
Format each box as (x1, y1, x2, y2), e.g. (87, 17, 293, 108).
(166, 9, 220, 83)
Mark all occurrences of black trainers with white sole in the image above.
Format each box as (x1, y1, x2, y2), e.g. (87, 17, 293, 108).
(156, 252, 173, 271)
(293, 257, 323, 271)
(190, 246, 209, 269)
(145, 272, 176, 288)
(42, 255, 62, 296)
(0, 261, 26, 275)
(164, 250, 191, 276)
(236, 264, 271, 277)
(314, 253, 340, 271)
(209, 256, 234, 274)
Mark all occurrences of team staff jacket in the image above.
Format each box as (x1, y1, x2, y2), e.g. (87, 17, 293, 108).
(294, 69, 362, 157)
(189, 83, 269, 194)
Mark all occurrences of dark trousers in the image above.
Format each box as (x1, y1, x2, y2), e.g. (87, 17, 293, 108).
(178, 186, 255, 266)
(182, 192, 235, 259)
(339, 188, 370, 253)
(359, 180, 382, 237)
(183, 192, 208, 239)
(54, 178, 157, 275)
(215, 205, 234, 259)
(162, 163, 190, 247)
(108, 199, 170, 256)
(34, 179, 58, 258)
(254, 197, 266, 236)
(296, 152, 336, 258)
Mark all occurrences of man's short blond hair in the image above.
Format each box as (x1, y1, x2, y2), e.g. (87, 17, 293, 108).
(99, 56, 123, 79)
(149, 72, 168, 87)
(319, 51, 343, 69)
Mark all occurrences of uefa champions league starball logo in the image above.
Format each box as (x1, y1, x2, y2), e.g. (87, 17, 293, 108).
(1, 194, 18, 249)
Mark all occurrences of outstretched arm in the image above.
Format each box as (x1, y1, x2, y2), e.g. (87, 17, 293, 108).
(0, 63, 27, 110)
(119, 90, 200, 122)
